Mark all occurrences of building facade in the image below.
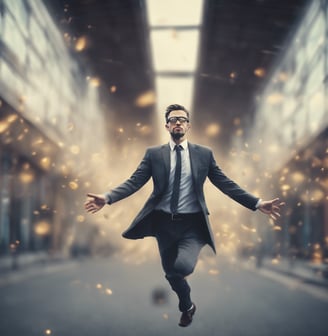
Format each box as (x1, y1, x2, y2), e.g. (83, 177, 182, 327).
(0, 0, 108, 261)
(244, 0, 328, 261)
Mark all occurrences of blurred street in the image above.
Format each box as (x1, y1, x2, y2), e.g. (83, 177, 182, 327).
(1, 254, 328, 336)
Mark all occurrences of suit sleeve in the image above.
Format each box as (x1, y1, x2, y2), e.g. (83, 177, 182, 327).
(207, 150, 259, 210)
(105, 149, 152, 204)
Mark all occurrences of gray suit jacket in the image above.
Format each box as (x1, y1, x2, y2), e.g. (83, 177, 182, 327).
(106, 143, 259, 253)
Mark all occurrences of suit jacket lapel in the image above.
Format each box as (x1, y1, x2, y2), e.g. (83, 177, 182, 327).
(188, 143, 199, 186)
(161, 144, 170, 183)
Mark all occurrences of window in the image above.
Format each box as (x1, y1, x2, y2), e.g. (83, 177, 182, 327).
(305, 11, 325, 62)
(305, 54, 324, 97)
(3, 0, 28, 35)
(29, 17, 48, 57)
(2, 11, 27, 65)
(308, 85, 325, 129)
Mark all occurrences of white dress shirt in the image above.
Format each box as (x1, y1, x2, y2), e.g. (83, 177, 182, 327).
(155, 139, 202, 214)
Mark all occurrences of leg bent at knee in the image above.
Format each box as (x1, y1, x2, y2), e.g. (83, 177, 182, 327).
(173, 258, 195, 278)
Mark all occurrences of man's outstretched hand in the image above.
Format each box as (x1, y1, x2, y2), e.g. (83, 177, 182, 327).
(258, 198, 285, 220)
(84, 193, 106, 214)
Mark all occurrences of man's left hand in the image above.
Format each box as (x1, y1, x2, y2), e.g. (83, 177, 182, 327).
(258, 198, 285, 220)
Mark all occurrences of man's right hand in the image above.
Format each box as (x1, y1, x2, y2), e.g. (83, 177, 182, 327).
(84, 193, 106, 214)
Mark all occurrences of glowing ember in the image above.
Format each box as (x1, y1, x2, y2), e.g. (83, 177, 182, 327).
(76, 215, 85, 222)
(34, 221, 51, 236)
(208, 269, 219, 275)
(291, 171, 305, 184)
(205, 123, 221, 137)
(40, 157, 51, 170)
(0, 121, 9, 133)
(70, 145, 80, 154)
(266, 92, 283, 105)
(75, 36, 87, 51)
(230, 71, 237, 79)
(254, 67, 266, 77)
(280, 184, 290, 191)
(69, 181, 79, 190)
(105, 288, 113, 295)
(19, 171, 35, 184)
(89, 77, 101, 87)
(7, 114, 18, 123)
(135, 90, 156, 107)
(273, 226, 282, 231)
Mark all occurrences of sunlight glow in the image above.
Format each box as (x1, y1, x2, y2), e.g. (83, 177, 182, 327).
(147, 0, 203, 26)
(150, 29, 200, 72)
(147, 0, 204, 132)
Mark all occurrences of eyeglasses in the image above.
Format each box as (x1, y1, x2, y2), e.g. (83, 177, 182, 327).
(167, 117, 189, 124)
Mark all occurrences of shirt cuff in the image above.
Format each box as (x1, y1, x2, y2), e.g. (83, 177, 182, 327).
(104, 193, 112, 204)
(255, 199, 262, 209)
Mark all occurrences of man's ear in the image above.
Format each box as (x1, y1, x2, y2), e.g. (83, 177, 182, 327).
(165, 123, 169, 130)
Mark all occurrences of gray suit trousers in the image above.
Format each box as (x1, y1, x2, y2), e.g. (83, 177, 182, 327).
(153, 211, 207, 311)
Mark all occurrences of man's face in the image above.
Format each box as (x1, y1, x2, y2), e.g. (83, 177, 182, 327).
(165, 110, 190, 140)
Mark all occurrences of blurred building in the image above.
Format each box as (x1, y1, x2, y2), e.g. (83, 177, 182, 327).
(242, 0, 328, 262)
(0, 0, 109, 262)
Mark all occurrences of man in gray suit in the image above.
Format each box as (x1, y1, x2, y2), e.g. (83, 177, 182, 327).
(85, 104, 284, 327)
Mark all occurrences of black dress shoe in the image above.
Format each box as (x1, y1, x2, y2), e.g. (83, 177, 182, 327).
(178, 303, 196, 327)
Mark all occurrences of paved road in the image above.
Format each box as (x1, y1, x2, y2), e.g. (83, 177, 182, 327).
(1, 254, 328, 336)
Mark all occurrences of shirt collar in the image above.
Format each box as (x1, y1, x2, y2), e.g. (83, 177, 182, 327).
(169, 139, 188, 151)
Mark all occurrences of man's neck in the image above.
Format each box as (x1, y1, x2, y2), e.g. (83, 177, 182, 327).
(171, 136, 187, 145)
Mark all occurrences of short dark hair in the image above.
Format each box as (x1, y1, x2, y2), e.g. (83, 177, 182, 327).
(165, 104, 190, 122)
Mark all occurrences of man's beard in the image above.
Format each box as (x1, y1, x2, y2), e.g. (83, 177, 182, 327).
(170, 131, 184, 140)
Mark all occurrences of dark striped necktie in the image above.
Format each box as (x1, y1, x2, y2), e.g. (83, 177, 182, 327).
(170, 145, 182, 214)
